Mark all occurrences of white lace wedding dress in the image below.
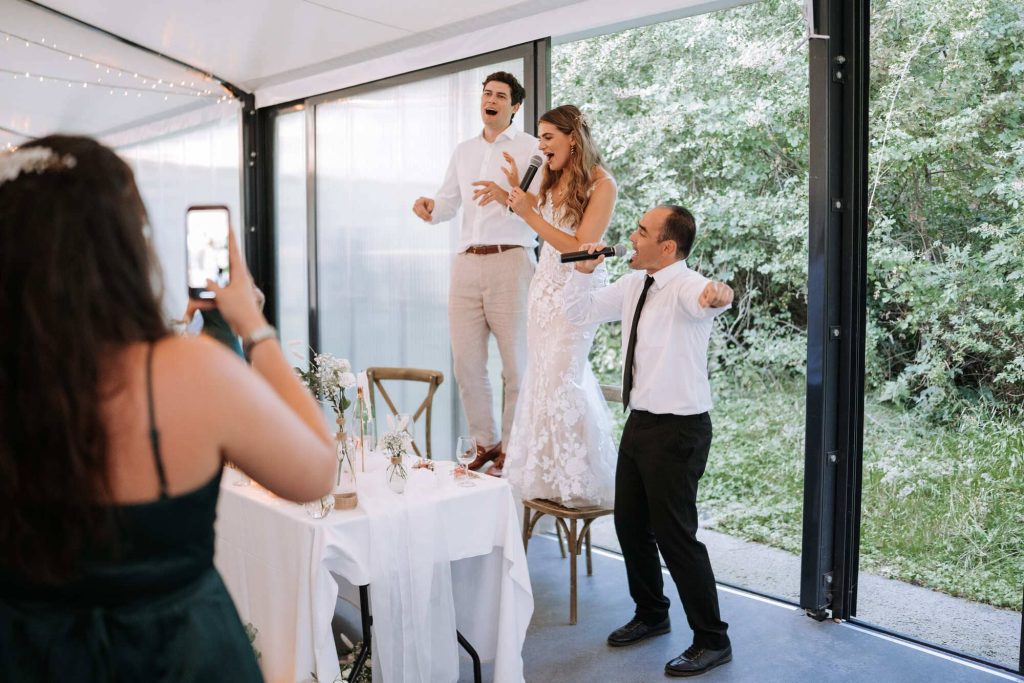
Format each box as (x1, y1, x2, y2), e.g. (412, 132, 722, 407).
(504, 200, 618, 508)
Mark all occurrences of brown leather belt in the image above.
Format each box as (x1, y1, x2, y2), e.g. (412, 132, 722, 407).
(463, 244, 523, 255)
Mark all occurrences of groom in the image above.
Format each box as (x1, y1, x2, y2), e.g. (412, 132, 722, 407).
(563, 204, 734, 678)
(411, 72, 540, 475)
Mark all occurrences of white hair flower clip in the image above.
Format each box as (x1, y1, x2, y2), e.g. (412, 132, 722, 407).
(0, 147, 77, 187)
(575, 111, 591, 129)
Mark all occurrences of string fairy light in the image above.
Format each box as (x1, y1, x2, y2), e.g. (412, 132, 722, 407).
(1, 66, 222, 100)
(0, 28, 231, 99)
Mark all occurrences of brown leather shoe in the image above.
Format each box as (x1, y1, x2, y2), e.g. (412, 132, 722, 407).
(467, 443, 500, 471)
(487, 451, 507, 477)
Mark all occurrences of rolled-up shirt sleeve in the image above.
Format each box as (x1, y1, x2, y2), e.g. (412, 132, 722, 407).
(430, 152, 461, 224)
(563, 269, 626, 326)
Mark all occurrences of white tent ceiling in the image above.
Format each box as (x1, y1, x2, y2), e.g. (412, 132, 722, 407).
(1, 0, 749, 143)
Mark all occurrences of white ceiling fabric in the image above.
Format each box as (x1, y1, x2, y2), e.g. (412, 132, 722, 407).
(2, 0, 752, 142)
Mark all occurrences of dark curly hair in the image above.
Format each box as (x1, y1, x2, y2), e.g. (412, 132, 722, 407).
(0, 135, 169, 583)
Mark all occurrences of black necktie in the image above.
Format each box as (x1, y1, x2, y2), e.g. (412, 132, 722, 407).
(622, 275, 655, 410)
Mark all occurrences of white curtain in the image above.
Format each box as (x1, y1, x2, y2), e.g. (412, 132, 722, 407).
(315, 58, 524, 459)
(274, 110, 309, 367)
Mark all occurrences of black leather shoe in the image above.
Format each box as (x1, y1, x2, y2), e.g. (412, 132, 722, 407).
(607, 616, 671, 647)
(665, 644, 732, 677)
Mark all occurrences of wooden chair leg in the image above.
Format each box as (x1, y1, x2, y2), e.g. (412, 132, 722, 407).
(569, 518, 578, 625)
(556, 519, 566, 558)
(586, 525, 593, 576)
(522, 505, 530, 551)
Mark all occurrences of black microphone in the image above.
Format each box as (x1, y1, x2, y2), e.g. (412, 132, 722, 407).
(560, 244, 628, 263)
(508, 154, 544, 213)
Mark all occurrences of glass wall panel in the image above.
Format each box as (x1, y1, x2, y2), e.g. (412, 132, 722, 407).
(552, 2, 809, 603)
(315, 59, 524, 458)
(273, 109, 309, 367)
(113, 105, 242, 319)
(857, 0, 1024, 668)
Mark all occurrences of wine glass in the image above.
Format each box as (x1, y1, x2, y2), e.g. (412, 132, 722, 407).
(455, 436, 477, 487)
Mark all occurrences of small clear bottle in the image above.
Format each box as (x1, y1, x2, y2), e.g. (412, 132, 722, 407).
(354, 387, 369, 471)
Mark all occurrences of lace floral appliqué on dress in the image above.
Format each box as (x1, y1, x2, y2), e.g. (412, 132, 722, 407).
(504, 201, 617, 508)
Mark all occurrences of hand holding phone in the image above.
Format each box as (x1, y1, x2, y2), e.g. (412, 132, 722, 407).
(187, 205, 231, 300)
(203, 227, 266, 340)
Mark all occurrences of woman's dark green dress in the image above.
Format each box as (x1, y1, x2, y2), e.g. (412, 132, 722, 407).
(0, 344, 263, 681)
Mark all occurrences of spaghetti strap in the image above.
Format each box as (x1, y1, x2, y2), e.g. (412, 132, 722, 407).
(587, 174, 615, 196)
(145, 342, 169, 499)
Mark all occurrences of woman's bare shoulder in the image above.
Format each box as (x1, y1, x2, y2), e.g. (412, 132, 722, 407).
(154, 335, 254, 398)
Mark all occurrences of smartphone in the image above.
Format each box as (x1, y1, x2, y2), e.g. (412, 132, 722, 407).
(186, 205, 231, 300)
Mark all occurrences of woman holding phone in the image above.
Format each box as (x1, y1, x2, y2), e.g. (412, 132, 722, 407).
(0, 135, 335, 680)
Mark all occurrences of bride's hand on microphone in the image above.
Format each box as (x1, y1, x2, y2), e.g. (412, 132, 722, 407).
(501, 152, 520, 187)
(574, 242, 606, 274)
(506, 187, 536, 216)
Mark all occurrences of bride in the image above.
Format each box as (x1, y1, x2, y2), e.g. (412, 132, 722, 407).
(500, 104, 618, 508)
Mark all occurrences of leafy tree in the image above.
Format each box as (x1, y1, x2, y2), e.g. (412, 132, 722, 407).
(554, 0, 1024, 419)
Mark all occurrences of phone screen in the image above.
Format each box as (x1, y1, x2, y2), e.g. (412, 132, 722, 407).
(186, 205, 231, 299)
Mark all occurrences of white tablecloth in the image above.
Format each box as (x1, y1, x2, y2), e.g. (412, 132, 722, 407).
(214, 459, 533, 683)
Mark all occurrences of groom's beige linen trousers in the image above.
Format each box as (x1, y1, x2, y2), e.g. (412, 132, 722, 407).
(449, 246, 535, 450)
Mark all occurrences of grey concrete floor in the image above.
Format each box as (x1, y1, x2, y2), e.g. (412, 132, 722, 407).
(585, 517, 1022, 672)
(505, 534, 1021, 683)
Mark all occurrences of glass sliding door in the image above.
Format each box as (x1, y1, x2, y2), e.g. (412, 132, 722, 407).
(551, 4, 810, 604)
(314, 55, 526, 458)
(855, 0, 1024, 668)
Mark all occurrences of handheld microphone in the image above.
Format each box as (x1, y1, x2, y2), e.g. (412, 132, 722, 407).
(560, 244, 628, 263)
(508, 154, 544, 213)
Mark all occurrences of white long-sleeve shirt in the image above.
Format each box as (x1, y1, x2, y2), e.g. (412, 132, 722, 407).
(563, 260, 730, 415)
(430, 126, 540, 252)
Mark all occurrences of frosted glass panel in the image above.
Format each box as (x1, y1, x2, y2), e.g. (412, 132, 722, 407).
(116, 108, 242, 319)
(274, 110, 309, 367)
(316, 59, 524, 458)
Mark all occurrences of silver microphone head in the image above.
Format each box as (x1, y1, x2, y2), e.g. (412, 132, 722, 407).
(528, 154, 544, 168)
(612, 244, 628, 257)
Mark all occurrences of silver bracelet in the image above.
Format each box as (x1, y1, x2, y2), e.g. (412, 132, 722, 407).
(242, 325, 277, 357)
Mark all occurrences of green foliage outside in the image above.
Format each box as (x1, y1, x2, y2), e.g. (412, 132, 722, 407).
(553, 0, 1023, 609)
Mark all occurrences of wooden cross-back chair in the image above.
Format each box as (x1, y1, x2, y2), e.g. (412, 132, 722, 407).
(365, 367, 444, 459)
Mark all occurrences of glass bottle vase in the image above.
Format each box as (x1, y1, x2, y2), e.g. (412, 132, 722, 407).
(333, 416, 358, 510)
(386, 454, 407, 494)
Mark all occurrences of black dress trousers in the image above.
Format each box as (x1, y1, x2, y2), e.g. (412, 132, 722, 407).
(614, 408, 730, 650)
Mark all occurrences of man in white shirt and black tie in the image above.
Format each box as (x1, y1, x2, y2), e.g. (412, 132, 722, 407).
(563, 204, 734, 677)
(412, 72, 540, 476)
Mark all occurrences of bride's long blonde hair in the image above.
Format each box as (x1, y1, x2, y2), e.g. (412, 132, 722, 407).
(538, 105, 602, 229)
